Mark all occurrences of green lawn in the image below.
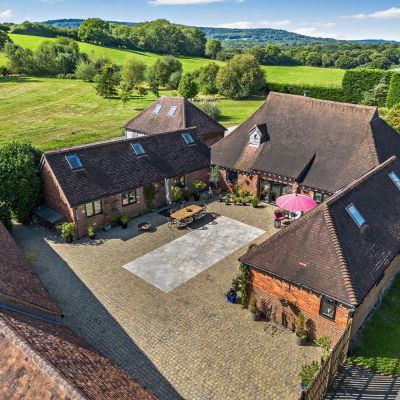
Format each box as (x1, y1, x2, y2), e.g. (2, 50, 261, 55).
(348, 275, 400, 375)
(0, 76, 263, 150)
(4, 34, 345, 87)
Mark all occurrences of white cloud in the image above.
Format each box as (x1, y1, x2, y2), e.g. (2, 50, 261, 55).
(217, 20, 291, 29)
(0, 9, 12, 20)
(150, 0, 223, 5)
(293, 27, 339, 39)
(342, 7, 400, 20)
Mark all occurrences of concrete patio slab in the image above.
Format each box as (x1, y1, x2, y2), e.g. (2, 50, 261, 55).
(122, 216, 264, 292)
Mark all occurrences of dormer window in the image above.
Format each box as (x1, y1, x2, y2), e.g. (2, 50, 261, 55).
(346, 203, 366, 227)
(131, 143, 146, 156)
(249, 128, 261, 147)
(65, 154, 83, 170)
(168, 106, 178, 116)
(389, 171, 400, 189)
(154, 104, 163, 114)
(182, 133, 195, 144)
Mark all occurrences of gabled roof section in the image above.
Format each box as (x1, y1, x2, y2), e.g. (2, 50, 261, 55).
(241, 156, 400, 306)
(43, 128, 210, 207)
(124, 96, 226, 137)
(212, 92, 400, 192)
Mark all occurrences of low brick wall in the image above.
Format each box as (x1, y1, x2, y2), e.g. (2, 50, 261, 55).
(251, 269, 349, 344)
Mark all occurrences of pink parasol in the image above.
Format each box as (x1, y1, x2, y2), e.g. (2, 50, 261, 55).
(276, 193, 317, 212)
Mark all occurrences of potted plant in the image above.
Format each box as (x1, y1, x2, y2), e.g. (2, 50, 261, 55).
(170, 186, 182, 206)
(248, 295, 260, 321)
(224, 194, 231, 205)
(226, 287, 237, 303)
(295, 312, 307, 345)
(59, 222, 76, 243)
(209, 166, 222, 195)
(192, 180, 206, 201)
(299, 361, 320, 390)
(87, 223, 96, 240)
(251, 196, 260, 208)
(232, 197, 238, 205)
(182, 187, 191, 201)
(119, 214, 129, 229)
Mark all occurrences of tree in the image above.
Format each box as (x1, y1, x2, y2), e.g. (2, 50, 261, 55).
(78, 18, 110, 45)
(0, 142, 41, 224)
(205, 39, 222, 59)
(75, 60, 97, 81)
(335, 54, 358, 69)
(147, 56, 182, 87)
(217, 54, 266, 99)
(0, 201, 12, 231)
(94, 64, 120, 98)
(198, 62, 220, 95)
(167, 71, 181, 90)
(118, 82, 131, 108)
(178, 73, 198, 99)
(4, 42, 36, 75)
(121, 57, 147, 89)
(0, 30, 10, 51)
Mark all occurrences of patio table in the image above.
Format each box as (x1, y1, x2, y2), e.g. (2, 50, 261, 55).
(170, 205, 204, 222)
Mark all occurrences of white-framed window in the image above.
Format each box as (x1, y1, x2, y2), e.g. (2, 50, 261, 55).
(65, 154, 83, 170)
(154, 104, 163, 114)
(122, 190, 137, 206)
(249, 128, 261, 146)
(346, 203, 366, 227)
(85, 200, 102, 217)
(320, 297, 336, 320)
(168, 106, 178, 116)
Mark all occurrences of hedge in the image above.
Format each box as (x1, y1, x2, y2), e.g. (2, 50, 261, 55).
(387, 73, 400, 108)
(342, 69, 394, 104)
(268, 83, 344, 102)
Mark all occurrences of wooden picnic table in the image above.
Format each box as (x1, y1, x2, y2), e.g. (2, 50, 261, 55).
(170, 205, 204, 221)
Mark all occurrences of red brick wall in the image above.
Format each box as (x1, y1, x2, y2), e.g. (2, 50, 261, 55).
(250, 269, 350, 343)
(351, 255, 400, 336)
(185, 167, 210, 189)
(219, 169, 258, 196)
(41, 162, 74, 222)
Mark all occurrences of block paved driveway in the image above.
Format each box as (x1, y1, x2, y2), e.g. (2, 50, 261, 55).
(14, 201, 321, 400)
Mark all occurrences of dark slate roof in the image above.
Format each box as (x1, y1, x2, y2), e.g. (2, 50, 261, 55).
(0, 223, 157, 400)
(240, 156, 400, 306)
(0, 223, 58, 313)
(43, 129, 210, 207)
(124, 96, 226, 137)
(212, 92, 400, 193)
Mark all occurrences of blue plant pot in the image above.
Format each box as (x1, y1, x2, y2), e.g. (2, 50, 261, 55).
(227, 295, 236, 303)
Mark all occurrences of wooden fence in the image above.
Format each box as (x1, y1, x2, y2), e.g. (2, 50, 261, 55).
(300, 322, 352, 400)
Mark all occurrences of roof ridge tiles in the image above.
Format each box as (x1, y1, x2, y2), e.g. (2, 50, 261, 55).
(322, 207, 358, 305)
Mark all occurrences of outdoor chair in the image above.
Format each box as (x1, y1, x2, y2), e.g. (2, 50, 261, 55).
(274, 210, 288, 228)
(167, 217, 178, 229)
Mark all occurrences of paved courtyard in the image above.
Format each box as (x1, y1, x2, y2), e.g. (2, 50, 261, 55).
(13, 201, 321, 400)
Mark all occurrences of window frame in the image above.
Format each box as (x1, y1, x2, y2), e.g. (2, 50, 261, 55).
(313, 191, 326, 204)
(319, 297, 337, 320)
(182, 133, 195, 145)
(153, 104, 163, 114)
(65, 154, 83, 170)
(167, 106, 178, 116)
(389, 171, 400, 190)
(346, 203, 366, 227)
(131, 143, 146, 156)
(85, 200, 102, 218)
(122, 190, 137, 206)
(227, 170, 238, 184)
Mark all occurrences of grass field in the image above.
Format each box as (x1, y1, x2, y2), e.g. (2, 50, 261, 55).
(0, 76, 264, 150)
(4, 34, 345, 87)
(348, 275, 400, 376)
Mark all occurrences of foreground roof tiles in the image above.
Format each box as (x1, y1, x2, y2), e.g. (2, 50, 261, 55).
(124, 96, 226, 139)
(241, 156, 400, 306)
(43, 129, 210, 207)
(212, 92, 400, 193)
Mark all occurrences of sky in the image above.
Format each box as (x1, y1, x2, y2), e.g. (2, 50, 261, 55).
(1, 0, 400, 41)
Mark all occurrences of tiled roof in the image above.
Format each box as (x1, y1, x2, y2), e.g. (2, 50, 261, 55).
(240, 156, 400, 306)
(212, 92, 400, 193)
(124, 96, 226, 138)
(0, 224, 157, 399)
(43, 129, 210, 207)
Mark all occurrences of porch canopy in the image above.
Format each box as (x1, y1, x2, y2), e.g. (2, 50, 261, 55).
(276, 193, 317, 212)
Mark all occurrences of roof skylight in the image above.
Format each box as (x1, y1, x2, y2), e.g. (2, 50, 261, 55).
(389, 171, 400, 189)
(346, 203, 366, 227)
(131, 143, 146, 155)
(65, 154, 83, 170)
(154, 104, 163, 114)
(168, 106, 178, 116)
(182, 132, 195, 144)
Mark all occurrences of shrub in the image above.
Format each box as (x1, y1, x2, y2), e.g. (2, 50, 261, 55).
(314, 335, 331, 362)
(87, 223, 96, 237)
(383, 103, 400, 133)
(387, 73, 400, 107)
(239, 263, 250, 308)
(295, 312, 307, 339)
(0, 201, 12, 231)
(59, 222, 76, 239)
(0, 66, 9, 76)
(268, 83, 344, 102)
(178, 73, 199, 99)
(299, 361, 320, 389)
(75, 60, 97, 82)
(192, 180, 206, 192)
(170, 186, 182, 203)
(248, 295, 259, 314)
(196, 100, 220, 120)
(209, 165, 222, 188)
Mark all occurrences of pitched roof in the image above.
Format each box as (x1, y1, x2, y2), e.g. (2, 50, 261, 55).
(240, 156, 400, 306)
(124, 96, 226, 138)
(0, 223, 157, 400)
(43, 129, 210, 207)
(212, 92, 400, 193)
